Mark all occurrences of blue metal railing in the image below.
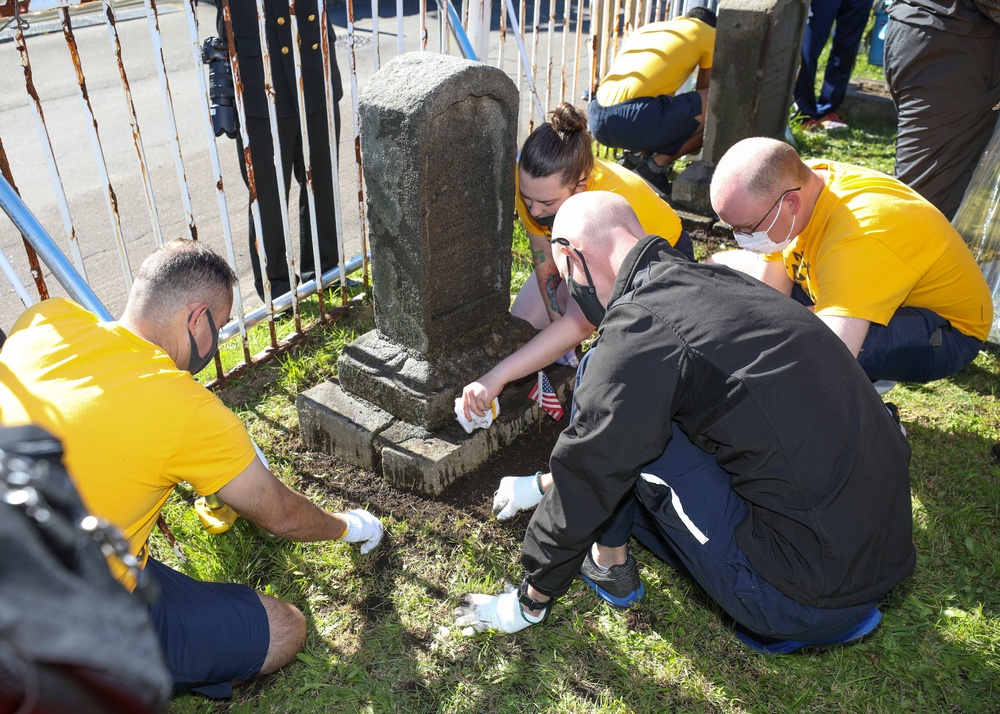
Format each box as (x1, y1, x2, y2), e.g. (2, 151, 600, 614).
(0, 173, 113, 322)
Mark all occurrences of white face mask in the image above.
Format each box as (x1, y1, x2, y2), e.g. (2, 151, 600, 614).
(733, 188, 799, 254)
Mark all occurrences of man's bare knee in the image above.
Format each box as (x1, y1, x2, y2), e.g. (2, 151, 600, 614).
(257, 593, 306, 676)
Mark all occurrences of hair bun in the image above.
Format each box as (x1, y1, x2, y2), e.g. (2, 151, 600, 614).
(550, 102, 587, 138)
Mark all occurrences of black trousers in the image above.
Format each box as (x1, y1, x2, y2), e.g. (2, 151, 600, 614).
(884, 19, 1000, 220)
(236, 107, 342, 301)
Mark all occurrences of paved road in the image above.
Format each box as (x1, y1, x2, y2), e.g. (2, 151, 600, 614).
(0, 0, 592, 334)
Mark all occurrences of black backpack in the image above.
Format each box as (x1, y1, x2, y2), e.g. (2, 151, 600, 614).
(0, 425, 172, 713)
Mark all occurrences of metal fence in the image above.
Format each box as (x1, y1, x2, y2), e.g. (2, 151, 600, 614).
(0, 0, 711, 379)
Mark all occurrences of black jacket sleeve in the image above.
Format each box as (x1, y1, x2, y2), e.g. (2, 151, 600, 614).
(520, 295, 689, 597)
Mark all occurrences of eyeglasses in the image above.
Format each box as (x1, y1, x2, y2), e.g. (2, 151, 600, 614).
(732, 187, 800, 238)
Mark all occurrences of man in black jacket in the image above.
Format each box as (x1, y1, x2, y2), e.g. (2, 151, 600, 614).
(455, 191, 915, 653)
(216, 0, 343, 302)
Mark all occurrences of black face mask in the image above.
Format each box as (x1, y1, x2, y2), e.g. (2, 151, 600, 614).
(186, 308, 218, 376)
(552, 238, 606, 326)
(534, 214, 556, 228)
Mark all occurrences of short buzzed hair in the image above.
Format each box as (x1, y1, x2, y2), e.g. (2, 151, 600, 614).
(686, 6, 717, 27)
(128, 239, 236, 323)
(716, 138, 810, 202)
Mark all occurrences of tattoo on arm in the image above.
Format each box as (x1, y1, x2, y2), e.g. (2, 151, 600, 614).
(532, 248, 546, 266)
(545, 274, 562, 315)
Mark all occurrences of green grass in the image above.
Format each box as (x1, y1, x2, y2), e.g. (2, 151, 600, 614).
(162, 68, 1000, 713)
(165, 296, 1000, 714)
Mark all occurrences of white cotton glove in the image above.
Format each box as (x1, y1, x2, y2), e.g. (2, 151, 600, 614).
(492, 473, 545, 521)
(453, 585, 545, 636)
(338, 509, 383, 555)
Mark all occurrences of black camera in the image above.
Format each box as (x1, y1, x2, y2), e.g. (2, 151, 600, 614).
(202, 36, 239, 140)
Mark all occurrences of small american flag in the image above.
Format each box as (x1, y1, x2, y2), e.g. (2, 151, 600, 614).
(528, 370, 564, 421)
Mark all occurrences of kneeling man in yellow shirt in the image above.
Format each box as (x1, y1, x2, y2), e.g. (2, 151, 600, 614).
(708, 137, 992, 386)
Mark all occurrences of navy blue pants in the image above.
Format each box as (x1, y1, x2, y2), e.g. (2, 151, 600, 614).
(595, 424, 878, 641)
(789, 285, 983, 382)
(569, 350, 876, 641)
(588, 92, 702, 156)
(793, 0, 875, 120)
(147, 558, 269, 699)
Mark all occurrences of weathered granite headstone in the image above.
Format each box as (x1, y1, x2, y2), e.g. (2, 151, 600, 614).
(296, 53, 567, 495)
(673, 0, 809, 213)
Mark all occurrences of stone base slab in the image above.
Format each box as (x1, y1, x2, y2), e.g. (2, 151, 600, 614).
(672, 160, 716, 216)
(297, 365, 576, 495)
(337, 317, 538, 432)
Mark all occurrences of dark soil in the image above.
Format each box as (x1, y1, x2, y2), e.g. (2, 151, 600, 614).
(298, 417, 564, 532)
(294, 229, 720, 528)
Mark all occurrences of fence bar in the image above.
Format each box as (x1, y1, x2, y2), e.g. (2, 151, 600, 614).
(559, 2, 569, 104)
(181, 0, 251, 363)
(0, 242, 33, 311)
(447, 0, 476, 60)
(529, 0, 540, 116)
(346, 0, 371, 287)
(420, 0, 427, 50)
(219, 0, 279, 350)
(253, 0, 302, 331)
(60, 8, 133, 292)
(504, 0, 545, 123)
(0, 135, 49, 302)
(396, 0, 404, 54)
(13, 20, 88, 283)
(0, 173, 113, 322)
(371, 0, 381, 70)
(544, 0, 554, 110)
(144, 0, 198, 241)
(318, 0, 349, 305)
(497, 0, 507, 69)
(572, 0, 583, 101)
(102, 0, 164, 247)
(289, 0, 325, 321)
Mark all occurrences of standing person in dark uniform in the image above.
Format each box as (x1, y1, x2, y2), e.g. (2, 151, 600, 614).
(214, 0, 343, 302)
(883, 0, 1000, 220)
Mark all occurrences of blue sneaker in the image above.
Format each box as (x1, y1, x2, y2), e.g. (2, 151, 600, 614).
(580, 549, 644, 609)
(735, 607, 883, 654)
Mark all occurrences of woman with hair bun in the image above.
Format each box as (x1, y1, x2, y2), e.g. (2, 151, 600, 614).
(458, 102, 693, 420)
(512, 103, 692, 334)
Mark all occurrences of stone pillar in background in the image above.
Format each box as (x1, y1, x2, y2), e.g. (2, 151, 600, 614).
(297, 53, 553, 495)
(673, 0, 809, 214)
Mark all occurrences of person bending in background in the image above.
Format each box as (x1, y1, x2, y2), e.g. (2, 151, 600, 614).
(459, 102, 691, 421)
(587, 7, 716, 195)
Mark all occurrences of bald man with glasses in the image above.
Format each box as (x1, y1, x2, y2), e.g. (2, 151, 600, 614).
(708, 137, 992, 389)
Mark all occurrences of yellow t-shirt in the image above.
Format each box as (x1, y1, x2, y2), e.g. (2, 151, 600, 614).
(776, 161, 993, 339)
(515, 157, 683, 245)
(0, 298, 256, 583)
(596, 18, 716, 106)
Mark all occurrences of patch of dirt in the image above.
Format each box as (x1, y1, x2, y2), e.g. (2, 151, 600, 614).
(296, 230, 722, 528)
(297, 418, 565, 538)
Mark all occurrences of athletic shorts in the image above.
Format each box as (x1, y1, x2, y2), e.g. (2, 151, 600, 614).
(588, 92, 702, 156)
(146, 557, 269, 699)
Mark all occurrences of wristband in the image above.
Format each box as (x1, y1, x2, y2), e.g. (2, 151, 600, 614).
(534, 472, 544, 495)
